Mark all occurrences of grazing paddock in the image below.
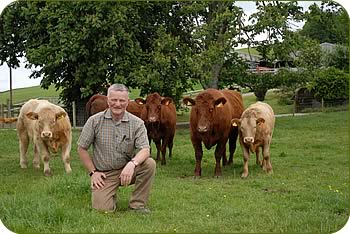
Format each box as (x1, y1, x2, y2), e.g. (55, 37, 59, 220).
(0, 111, 348, 233)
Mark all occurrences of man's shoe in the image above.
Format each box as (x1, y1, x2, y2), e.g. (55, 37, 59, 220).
(128, 207, 151, 214)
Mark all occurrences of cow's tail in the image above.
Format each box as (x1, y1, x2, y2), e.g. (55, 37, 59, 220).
(0, 117, 18, 123)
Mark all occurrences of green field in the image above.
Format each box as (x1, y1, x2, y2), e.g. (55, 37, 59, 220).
(0, 111, 348, 233)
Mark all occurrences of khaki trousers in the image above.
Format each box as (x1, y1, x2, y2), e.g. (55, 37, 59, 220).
(91, 158, 156, 212)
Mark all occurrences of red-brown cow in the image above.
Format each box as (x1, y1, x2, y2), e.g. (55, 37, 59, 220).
(135, 93, 177, 165)
(86, 94, 143, 118)
(0, 117, 18, 123)
(231, 102, 275, 178)
(183, 89, 244, 177)
(86, 94, 108, 116)
(16, 99, 72, 176)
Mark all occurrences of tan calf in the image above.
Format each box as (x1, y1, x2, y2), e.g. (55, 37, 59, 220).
(231, 102, 275, 178)
(16, 99, 72, 176)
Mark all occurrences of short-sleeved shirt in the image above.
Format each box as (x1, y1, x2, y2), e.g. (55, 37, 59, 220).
(78, 109, 150, 171)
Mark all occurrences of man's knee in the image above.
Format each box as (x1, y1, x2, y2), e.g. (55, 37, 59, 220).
(143, 157, 156, 174)
(92, 192, 116, 212)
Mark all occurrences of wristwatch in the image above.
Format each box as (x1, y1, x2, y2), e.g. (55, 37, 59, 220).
(130, 159, 139, 167)
(89, 169, 96, 177)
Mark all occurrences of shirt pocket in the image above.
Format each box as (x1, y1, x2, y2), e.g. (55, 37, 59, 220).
(119, 137, 135, 156)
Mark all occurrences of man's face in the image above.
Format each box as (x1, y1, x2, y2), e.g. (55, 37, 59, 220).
(107, 90, 129, 118)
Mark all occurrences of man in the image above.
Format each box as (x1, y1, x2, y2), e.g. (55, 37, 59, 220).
(78, 84, 156, 213)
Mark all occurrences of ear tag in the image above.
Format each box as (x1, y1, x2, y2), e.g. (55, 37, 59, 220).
(57, 115, 64, 120)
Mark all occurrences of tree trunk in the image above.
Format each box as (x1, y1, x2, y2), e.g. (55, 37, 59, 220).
(254, 88, 268, 101)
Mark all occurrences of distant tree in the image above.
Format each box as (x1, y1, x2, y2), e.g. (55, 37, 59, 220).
(322, 44, 349, 71)
(300, 1, 349, 45)
(249, 1, 304, 65)
(0, 2, 26, 108)
(182, 1, 247, 89)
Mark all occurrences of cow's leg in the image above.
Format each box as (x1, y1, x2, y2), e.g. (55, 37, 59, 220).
(193, 142, 203, 178)
(154, 140, 162, 162)
(214, 142, 226, 177)
(262, 142, 273, 174)
(241, 145, 250, 178)
(160, 137, 168, 165)
(18, 132, 30, 169)
(38, 144, 52, 176)
(255, 146, 262, 166)
(33, 144, 40, 169)
(228, 127, 239, 165)
(167, 134, 174, 159)
(61, 142, 72, 174)
(148, 137, 152, 156)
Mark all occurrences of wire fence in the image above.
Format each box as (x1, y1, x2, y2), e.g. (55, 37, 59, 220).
(0, 91, 348, 129)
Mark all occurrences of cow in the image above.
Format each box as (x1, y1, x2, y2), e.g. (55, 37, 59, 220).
(231, 101, 275, 178)
(183, 88, 244, 177)
(135, 93, 177, 165)
(86, 94, 108, 116)
(0, 117, 18, 123)
(86, 94, 143, 118)
(16, 99, 72, 176)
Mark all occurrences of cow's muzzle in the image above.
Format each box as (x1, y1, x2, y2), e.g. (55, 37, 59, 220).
(41, 131, 53, 139)
(243, 137, 254, 144)
(148, 117, 158, 123)
(197, 125, 208, 133)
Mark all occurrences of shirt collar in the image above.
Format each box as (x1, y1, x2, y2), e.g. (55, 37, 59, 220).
(104, 109, 130, 122)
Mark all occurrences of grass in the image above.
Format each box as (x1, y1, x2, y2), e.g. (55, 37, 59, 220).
(0, 111, 348, 233)
(0, 85, 61, 104)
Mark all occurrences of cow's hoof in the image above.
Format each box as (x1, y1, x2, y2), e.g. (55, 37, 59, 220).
(214, 175, 222, 179)
(20, 164, 28, 169)
(44, 170, 52, 176)
(241, 173, 249, 179)
(193, 176, 200, 179)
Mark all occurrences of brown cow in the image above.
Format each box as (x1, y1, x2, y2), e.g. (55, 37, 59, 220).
(86, 94, 143, 118)
(183, 88, 244, 177)
(16, 99, 72, 176)
(0, 117, 18, 123)
(86, 94, 108, 116)
(231, 101, 275, 178)
(135, 93, 177, 165)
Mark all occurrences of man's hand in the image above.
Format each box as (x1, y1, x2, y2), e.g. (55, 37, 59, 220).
(120, 162, 135, 186)
(91, 172, 106, 189)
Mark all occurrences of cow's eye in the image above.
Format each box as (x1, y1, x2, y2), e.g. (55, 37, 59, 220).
(209, 108, 213, 113)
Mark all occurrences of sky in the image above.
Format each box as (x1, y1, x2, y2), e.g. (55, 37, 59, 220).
(0, 0, 349, 92)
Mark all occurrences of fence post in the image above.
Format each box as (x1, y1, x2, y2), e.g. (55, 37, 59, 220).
(72, 101, 77, 129)
(6, 99, 11, 117)
(0, 104, 3, 128)
(321, 98, 324, 112)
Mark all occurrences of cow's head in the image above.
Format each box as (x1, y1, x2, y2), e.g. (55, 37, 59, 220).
(183, 93, 227, 133)
(232, 116, 265, 144)
(136, 93, 173, 123)
(26, 109, 66, 140)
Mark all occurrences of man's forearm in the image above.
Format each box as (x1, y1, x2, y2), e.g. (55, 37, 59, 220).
(78, 146, 96, 173)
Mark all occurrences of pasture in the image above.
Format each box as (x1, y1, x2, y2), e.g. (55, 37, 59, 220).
(0, 111, 348, 233)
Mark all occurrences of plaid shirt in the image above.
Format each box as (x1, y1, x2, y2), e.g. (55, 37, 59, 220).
(78, 109, 150, 171)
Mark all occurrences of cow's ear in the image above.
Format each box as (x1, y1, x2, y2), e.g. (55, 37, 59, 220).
(26, 112, 39, 120)
(231, 118, 241, 127)
(135, 98, 146, 105)
(56, 111, 66, 120)
(256, 118, 265, 125)
(183, 97, 195, 106)
(161, 97, 173, 106)
(214, 97, 227, 108)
